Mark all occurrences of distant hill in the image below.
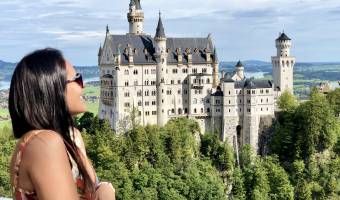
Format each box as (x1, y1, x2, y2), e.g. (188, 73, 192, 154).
(0, 60, 16, 68)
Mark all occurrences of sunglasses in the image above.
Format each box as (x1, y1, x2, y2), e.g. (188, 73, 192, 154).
(66, 73, 84, 88)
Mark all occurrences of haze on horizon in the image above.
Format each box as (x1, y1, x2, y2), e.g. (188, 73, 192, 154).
(1, 0, 340, 65)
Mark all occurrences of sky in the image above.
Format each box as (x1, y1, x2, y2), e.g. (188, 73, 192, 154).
(1, 0, 340, 65)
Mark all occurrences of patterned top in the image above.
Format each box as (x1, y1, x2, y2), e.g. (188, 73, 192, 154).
(12, 130, 94, 200)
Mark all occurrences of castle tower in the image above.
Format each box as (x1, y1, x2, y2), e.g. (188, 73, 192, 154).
(212, 48, 219, 88)
(235, 60, 245, 80)
(155, 12, 168, 126)
(271, 32, 295, 93)
(127, 0, 144, 35)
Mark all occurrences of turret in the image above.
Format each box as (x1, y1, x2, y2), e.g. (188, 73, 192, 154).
(235, 60, 245, 80)
(212, 47, 219, 88)
(98, 44, 102, 65)
(276, 32, 292, 57)
(155, 12, 168, 126)
(127, 0, 144, 34)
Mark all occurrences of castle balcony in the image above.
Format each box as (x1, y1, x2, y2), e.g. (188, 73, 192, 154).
(191, 84, 204, 89)
(102, 98, 113, 106)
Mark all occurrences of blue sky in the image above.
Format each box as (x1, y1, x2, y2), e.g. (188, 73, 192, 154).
(1, 0, 340, 65)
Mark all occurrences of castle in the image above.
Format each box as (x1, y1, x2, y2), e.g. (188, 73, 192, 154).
(98, 0, 296, 152)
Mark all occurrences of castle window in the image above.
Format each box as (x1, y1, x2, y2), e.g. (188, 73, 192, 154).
(144, 69, 149, 74)
(151, 81, 156, 85)
(229, 100, 231, 104)
(261, 99, 263, 103)
(133, 69, 138, 75)
(207, 108, 210, 113)
(137, 90, 142, 96)
(261, 108, 263, 111)
(178, 108, 182, 114)
(192, 68, 197, 73)
(201, 108, 204, 113)
(178, 80, 181, 84)
(260, 89, 263, 94)
(171, 80, 174, 84)
(145, 80, 149, 85)
(145, 101, 149, 106)
(152, 111, 157, 115)
(134, 80, 138, 86)
(202, 68, 207, 73)
(152, 90, 156, 96)
(125, 81, 129, 86)
(124, 70, 129, 75)
(184, 80, 188, 84)
(184, 108, 188, 114)
(229, 91, 231, 95)
(138, 101, 142, 106)
(194, 108, 197, 113)
(252, 90, 255, 94)
(124, 102, 130, 107)
(184, 90, 188, 94)
(152, 101, 156, 105)
(216, 99, 221, 104)
(247, 99, 251, 103)
(172, 109, 175, 114)
(178, 90, 181, 94)
(172, 69, 178, 74)
(239, 99, 242, 103)
(216, 108, 221, 112)
(247, 90, 251, 94)
(145, 111, 150, 116)
(229, 109, 231, 113)
(266, 89, 269, 93)
(247, 108, 251, 113)
(151, 69, 156, 74)
(207, 78, 210, 84)
(182, 69, 188, 73)
(206, 99, 210, 103)
(124, 92, 130, 97)
(267, 98, 269, 102)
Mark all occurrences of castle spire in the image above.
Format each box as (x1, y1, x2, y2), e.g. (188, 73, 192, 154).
(155, 11, 166, 38)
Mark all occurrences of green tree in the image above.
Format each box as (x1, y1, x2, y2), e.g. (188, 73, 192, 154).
(326, 88, 340, 116)
(277, 90, 298, 112)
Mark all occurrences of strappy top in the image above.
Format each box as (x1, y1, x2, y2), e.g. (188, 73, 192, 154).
(12, 130, 93, 200)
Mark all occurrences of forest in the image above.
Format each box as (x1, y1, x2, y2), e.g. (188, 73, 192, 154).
(0, 88, 339, 199)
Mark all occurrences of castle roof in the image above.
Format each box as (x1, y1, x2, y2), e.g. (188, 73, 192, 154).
(155, 13, 166, 38)
(134, 0, 142, 10)
(234, 79, 273, 89)
(276, 32, 291, 41)
(107, 34, 214, 65)
(235, 60, 243, 68)
(224, 72, 235, 82)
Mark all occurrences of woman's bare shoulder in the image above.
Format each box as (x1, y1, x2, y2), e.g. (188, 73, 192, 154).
(23, 130, 67, 164)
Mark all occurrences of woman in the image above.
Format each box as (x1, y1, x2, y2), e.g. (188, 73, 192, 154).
(9, 48, 115, 199)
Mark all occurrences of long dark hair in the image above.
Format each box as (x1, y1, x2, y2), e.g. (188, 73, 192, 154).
(9, 48, 95, 195)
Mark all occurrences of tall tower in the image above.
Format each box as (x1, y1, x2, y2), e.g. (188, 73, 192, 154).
(127, 0, 144, 35)
(155, 12, 168, 126)
(271, 32, 295, 93)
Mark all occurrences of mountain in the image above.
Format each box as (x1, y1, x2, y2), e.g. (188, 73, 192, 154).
(0, 60, 16, 68)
